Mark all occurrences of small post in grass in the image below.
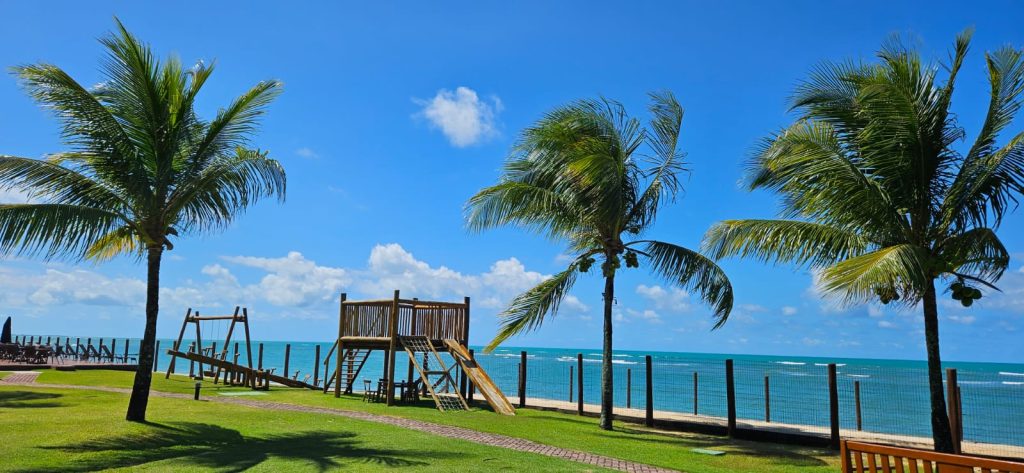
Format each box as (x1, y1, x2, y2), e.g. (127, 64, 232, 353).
(645, 355, 653, 427)
(764, 375, 771, 423)
(828, 363, 839, 450)
(194, 381, 202, 400)
(726, 359, 736, 437)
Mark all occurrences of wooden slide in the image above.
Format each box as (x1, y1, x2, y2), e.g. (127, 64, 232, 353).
(443, 339, 515, 416)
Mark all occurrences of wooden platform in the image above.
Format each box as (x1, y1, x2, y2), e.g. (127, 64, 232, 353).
(0, 360, 138, 371)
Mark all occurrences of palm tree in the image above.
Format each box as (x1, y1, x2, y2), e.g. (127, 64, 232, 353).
(703, 31, 1024, 452)
(0, 20, 286, 421)
(466, 92, 734, 430)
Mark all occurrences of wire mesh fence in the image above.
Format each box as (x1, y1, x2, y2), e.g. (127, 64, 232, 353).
(11, 333, 1024, 459)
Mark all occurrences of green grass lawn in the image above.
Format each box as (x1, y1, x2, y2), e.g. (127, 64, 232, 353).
(32, 369, 839, 473)
(0, 383, 611, 472)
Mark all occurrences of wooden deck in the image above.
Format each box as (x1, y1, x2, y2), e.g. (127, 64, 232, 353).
(0, 360, 138, 371)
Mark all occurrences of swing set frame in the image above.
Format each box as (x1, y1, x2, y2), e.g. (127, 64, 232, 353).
(165, 306, 254, 385)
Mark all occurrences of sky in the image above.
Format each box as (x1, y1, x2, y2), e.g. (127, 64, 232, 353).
(1, 1, 1023, 363)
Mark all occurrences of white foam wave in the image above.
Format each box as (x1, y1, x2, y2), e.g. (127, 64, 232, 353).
(999, 371, 1024, 377)
(775, 361, 806, 366)
(847, 374, 870, 378)
(1002, 381, 1024, 386)
(612, 360, 638, 365)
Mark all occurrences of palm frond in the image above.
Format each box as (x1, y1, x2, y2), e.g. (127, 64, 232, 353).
(0, 155, 129, 211)
(0, 204, 125, 260)
(635, 240, 733, 328)
(85, 225, 142, 262)
(703, 219, 872, 268)
(939, 227, 1009, 283)
(485, 262, 579, 352)
(165, 148, 286, 233)
(818, 244, 930, 306)
(464, 180, 578, 238)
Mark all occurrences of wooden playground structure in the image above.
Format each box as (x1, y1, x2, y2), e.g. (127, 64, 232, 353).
(164, 306, 315, 390)
(326, 291, 514, 415)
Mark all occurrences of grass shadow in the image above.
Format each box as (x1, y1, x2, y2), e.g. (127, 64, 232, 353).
(19, 421, 456, 472)
(0, 391, 65, 409)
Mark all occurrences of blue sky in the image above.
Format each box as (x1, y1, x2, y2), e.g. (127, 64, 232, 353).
(2, 1, 1023, 362)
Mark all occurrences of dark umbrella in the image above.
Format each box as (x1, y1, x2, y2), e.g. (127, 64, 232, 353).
(1, 317, 11, 343)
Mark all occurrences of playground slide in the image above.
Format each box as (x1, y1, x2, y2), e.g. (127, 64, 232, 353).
(443, 340, 516, 416)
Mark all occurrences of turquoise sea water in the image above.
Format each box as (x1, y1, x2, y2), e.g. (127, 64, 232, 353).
(31, 335, 1024, 450)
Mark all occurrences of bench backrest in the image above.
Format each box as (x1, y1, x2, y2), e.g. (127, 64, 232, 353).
(842, 440, 1024, 473)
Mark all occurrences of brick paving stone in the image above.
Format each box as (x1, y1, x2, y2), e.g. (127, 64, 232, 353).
(9, 382, 683, 473)
(1, 372, 40, 384)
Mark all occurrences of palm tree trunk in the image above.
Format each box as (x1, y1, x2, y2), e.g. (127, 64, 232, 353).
(126, 245, 162, 422)
(923, 278, 954, 453)
(599, 271, 615, 431)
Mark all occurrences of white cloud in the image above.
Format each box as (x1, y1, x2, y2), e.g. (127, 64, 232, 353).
(416, 86, 501, 147)
(878, 320, 896, 329)
(781, 306, 798, 316)
(562, 295, 589, 313)
(802, 337, 823, 346)
(947, 314, 976, 325)
(295, 147, 320, 159)
(0, 188, 32, 204)
(0, 266, 145, 310)
(635, 284, 690, 312)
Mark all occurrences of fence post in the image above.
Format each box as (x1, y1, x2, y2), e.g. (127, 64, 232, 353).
(283, 344, 291, 378)
(855, 380, 862, 431)
(764, 375, 771, 423)
(153, 340, 159, 372)
(258, 343, 264, 370)
(569, 365, 574, 402)
(626, 368, 632, 409)
(946, 368, 962, 454)
(518, 351, 527, 408)
(577, 353, 584, 415)
(726, 359, 736, 437)
(111, 339, 117, 362)
(645, 355, 653, 427)
(123, 339, 130, 362)
(828, 363, 840, 450)
(188, 342, 195, 377)
(314, 344, 321, 387)
(693, 371, 698, 415)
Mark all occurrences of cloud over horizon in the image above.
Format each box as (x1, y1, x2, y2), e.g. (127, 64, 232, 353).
(415, 86, 502, 147)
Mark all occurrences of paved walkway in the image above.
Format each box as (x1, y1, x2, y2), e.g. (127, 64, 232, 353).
(1, 379, 681, 473)
(1, 371, 40, 384)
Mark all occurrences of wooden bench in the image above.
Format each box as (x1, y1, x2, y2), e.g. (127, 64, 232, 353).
(841, 440, 1024, 473)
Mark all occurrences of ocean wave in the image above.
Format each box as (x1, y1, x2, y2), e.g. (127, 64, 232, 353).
(775, 361, 806, 366)
(999, 371, 1024, 377)
(781, 371, 812, 377)
(613, 354, 632, 358)
(847, 374, 870, 378)
(662, 363, 691, 367)
(612, 360, 638, 365)
(959, 381, 995, 385)
(1002, 381, 1024, 386)
(492, 353, 536, 359)
(814, 363, 846, 367)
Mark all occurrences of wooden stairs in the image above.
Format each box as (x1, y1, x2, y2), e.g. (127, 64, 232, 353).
(322, 344, 371, 394)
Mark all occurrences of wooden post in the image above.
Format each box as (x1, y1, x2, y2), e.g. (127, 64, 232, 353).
(111, 339, 117, 362)
(626, 368, 632, 408)
(75, 338, 80, 359)
(828, 363, 840, 450)
(123, 339, 130, 362)
(569, 365, 574, 402)
(313, 344, 321, 387)
(283, 344, 291, 380)
(460, 296, 471, 398)
(577, 353, 584, 415)
(334, 293, 347, 398)
(645, 355, 653, 427)
(46, 336, 51, 345)
(385, 290, 400, 406)
(726, 359, 736, 437)
(188, 342, 195, 377)
(764, 375, 771, 423)
(693, 372, 698, 415)
(518, 351, 527, 408)
(467, 349, 476, 402)
(258, 343, 264, 370)
(946, 368, 962, 454)
(854, 381, 862, 431)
